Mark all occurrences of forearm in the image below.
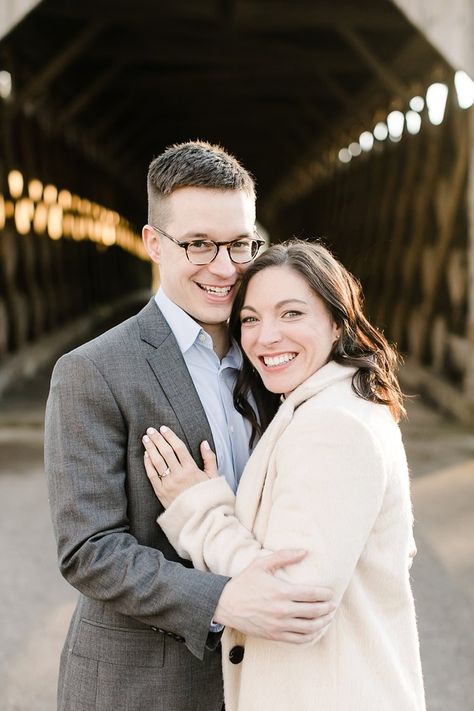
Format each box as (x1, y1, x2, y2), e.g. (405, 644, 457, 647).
(159, 477, 270, 577)
(57, 524, 227, 642)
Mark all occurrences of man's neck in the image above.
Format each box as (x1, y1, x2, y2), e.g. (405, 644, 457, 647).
(200, 322, 230, 360)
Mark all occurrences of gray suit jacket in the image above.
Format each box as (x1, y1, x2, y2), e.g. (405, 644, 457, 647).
(45, 298, 229, 711)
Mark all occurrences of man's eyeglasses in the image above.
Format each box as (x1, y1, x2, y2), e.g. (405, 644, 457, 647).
(149, 225, 265, 265)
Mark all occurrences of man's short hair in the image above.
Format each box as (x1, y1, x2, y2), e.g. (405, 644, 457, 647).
(147, 140, 256, 226)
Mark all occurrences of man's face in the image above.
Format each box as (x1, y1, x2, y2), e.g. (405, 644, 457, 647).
(143, 187, 257, 329)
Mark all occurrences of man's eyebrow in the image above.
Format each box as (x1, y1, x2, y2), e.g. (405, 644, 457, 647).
(241, 299, 308, 312)
(180, 231, 254, 241)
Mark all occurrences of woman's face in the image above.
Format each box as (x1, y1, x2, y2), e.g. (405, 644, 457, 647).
(240, 266, 340, 395)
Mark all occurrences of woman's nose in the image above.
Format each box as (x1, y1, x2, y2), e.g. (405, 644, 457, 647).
(258, 320, 282, 346)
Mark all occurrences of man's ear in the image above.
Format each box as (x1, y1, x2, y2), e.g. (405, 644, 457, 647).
(142, 225, 161, 264)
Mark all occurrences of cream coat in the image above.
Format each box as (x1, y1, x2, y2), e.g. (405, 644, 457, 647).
(159, 362, 426, 711)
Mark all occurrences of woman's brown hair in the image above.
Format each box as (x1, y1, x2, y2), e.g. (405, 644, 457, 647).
(230, 240, 405, 444)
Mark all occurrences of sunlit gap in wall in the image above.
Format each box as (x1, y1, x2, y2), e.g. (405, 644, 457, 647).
(426, 83, 449, 125)
(405, 110, 422, 135)
(454, 70, 474, 109)
(387, 111, 404, 142)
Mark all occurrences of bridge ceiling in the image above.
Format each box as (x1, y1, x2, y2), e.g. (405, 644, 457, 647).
(0, 0, 446, 220)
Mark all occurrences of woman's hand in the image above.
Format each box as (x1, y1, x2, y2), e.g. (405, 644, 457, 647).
(143, 426, 218, 508)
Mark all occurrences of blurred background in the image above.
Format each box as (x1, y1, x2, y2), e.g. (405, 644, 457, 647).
(0, 1, 473, 709)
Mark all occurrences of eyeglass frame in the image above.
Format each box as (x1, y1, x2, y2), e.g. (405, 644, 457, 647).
(148, 224, 265, 265)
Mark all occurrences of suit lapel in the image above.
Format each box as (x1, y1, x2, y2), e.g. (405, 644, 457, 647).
(137, 299, 214, 463)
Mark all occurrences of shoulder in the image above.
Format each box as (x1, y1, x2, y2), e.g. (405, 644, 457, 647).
(298, 373, 399, 439)
(54, 298, 163, 372)
(281, 380, 400, 472)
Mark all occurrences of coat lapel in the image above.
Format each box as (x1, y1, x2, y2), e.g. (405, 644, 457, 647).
(235, 397, 294, 531)
(235, 362, 357, 532)
(137, 298, 214, 463)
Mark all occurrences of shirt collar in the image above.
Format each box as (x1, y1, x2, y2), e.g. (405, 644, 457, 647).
(224, 339, 243, 369)
(155, 288, 202, 354)
(154, 288, 241, 365)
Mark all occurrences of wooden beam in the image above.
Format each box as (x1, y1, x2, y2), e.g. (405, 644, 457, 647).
(414, 110, 470, 358)
(86, 95, 134, 143)
(263, 35, 426, 214)
(218, 0, 235, 23)
(56, 64, 123, 127)
(338, 26, 408, 97)
(15, 22, 105, 107)
(87, 42, 366, 75)
(390, 124, 444, 347)
(40, 1, 407, 31)
(313, 69, 353, 108)
(466, 106, 474, 405)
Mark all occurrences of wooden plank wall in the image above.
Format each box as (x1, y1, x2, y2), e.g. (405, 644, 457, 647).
(0, 113, 149, 364)
(276, 97, 473, 423)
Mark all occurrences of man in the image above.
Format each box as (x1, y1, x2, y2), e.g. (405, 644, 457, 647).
(45, 141, 334, 711)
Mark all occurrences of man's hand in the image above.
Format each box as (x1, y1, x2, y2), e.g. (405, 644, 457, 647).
(213, 550, 336, 644)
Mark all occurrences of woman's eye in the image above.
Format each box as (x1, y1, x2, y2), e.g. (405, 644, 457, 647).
(283, 310, 302, 318)
(241, 316, 257, 324)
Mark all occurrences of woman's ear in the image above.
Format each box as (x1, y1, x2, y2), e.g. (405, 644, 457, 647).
(332, 321, 342, 343)
(142, 225, 162, 264)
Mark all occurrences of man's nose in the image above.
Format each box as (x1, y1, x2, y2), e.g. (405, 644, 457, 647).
(207, 245, 238, 278)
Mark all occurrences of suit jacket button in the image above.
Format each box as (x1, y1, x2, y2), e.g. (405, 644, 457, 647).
(229, 645, 244, 664)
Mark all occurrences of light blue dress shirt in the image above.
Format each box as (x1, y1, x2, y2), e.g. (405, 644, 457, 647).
(155, 288, 253, 492)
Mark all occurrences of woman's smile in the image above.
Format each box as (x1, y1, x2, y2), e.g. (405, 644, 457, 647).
(240, 266, 340, 395)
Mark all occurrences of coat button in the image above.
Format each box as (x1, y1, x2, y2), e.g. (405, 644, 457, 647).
(229, 645, 244, 664)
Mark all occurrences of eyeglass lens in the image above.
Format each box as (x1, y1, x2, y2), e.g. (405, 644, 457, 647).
(187, 239, 259, 264)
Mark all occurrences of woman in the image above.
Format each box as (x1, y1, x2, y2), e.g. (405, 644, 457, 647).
(142, 241, 426, 711)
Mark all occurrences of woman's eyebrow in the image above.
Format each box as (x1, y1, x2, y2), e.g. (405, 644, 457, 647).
(241, 299, 308, 312)
(274, 299, 308, 308)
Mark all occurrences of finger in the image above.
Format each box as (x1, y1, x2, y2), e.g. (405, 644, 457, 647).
(143, 435, 168, 474)
(273, 610, 336, 642)
(272, 624, 333, 645)
(284, 585, 334, 604)
(200, 440, 218, 478)
(287, 600, 337, 619)
(144, 452, 163, 496)
(146, 428, 180, 470)
(157, 425, 194, 466)
(261, 549, 307, 573)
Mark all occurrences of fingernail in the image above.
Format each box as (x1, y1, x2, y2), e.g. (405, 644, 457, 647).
(202, 440, 210, 450)
(159, 425, 168, 433)
(147, 427, 156, 435)
(143, 435, 150, 443)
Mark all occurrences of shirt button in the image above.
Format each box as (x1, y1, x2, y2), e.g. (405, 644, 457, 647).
(229, 645, 245, 664)
(229, 425, 234, 433)
(199, 333, 206, 343)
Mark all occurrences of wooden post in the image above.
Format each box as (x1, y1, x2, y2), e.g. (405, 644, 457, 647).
(465, 107, 474, 408)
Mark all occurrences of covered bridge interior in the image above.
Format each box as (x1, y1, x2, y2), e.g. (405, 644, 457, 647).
(0, 0, 473, 422)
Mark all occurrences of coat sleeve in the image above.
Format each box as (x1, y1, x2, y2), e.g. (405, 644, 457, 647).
(44, 351, 228, 660)
(159, 406, 387, 623)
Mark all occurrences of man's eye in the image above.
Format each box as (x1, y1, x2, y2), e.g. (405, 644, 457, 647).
(188, 240, 214, 252)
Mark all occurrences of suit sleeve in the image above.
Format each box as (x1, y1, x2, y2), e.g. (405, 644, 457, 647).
(159, 406, 387, 639)
(44, 351, 228, 659)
